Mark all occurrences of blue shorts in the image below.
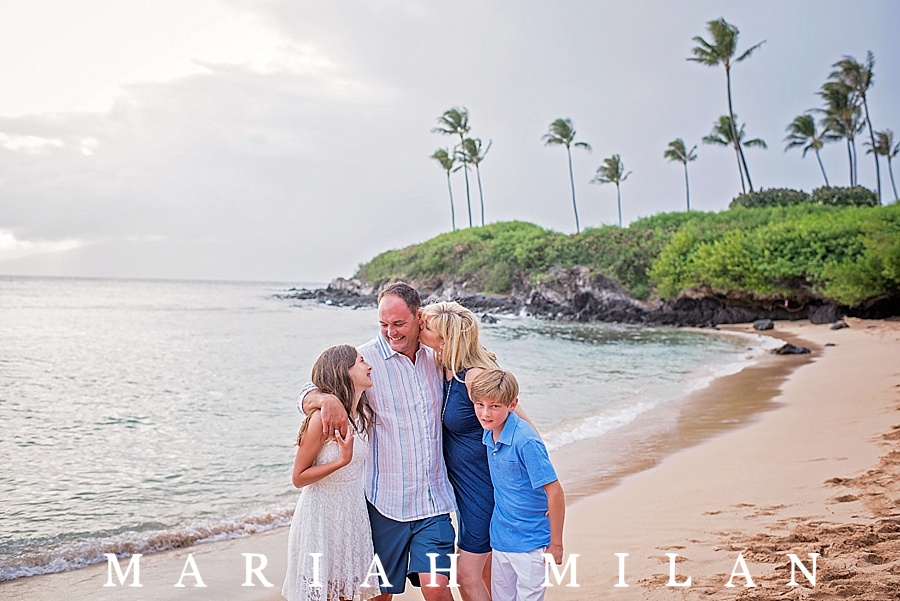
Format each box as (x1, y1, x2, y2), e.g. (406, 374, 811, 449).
(366, 501, 456, 594)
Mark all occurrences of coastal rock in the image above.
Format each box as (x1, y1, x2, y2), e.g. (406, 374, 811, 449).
(831, 320, 849, 330)
(275, 278, 376, 308)
(770, 343, 811, 355)
(753, 319, 775, 331)
(273, 268, 897, 327)
(808, 302, 843, 324)
(524, 267, 650, 323)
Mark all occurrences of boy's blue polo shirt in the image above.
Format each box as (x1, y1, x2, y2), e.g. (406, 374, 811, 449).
(483, 412, 558, 553)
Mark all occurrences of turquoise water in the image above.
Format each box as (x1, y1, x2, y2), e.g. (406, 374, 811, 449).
(0, 276, 773, 580)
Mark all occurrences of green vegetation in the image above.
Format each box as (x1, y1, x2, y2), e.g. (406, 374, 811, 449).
(663, 139, 698, 211)
(355, 203, 900, 308)
(688, 17, 766, 193)
(590, 154, 631, 228)
(542, 118, 592, 234)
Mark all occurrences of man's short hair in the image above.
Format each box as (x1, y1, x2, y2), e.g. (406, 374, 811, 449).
(470, 369, 519, 406)
(377, 282, 422, 314)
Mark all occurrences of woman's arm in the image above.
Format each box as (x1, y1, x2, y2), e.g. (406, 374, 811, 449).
(291, 413, 354, 488)
(465, 367, 541, 434)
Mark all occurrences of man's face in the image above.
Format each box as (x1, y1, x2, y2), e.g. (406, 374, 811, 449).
(378, 294, 421, 359)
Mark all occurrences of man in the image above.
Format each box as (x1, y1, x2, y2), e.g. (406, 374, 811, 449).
(299, 282, 456, 601)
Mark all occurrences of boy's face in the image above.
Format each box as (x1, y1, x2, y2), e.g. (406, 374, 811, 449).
(473, 395, 518, 432)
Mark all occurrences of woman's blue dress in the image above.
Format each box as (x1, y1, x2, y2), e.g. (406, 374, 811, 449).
(442, 370, 493, 554)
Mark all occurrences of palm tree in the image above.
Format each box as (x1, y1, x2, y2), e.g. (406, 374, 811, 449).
(433, 107, 473, 226)
(784, 113, 830, 186)
(590, 154, 631, 228)
(703, 115, 767, 192)
(831, 52, 881, 203)
(458, 137, 492, 226)
(430, 148, 457, 231)
(688, 18, 765, 193)
(818, 81, 865, 186)
(867, 129, 899, 201)
(542, 118, 592, 233)
(663, 138, 698, 210)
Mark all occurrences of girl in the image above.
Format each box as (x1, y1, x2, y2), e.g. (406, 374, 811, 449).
(282, 345, 379, 601)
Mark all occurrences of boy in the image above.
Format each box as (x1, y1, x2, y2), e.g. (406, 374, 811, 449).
(470, 368, 565, 601)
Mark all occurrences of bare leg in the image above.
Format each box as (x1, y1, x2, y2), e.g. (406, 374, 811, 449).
(371, 594, 392, 601)
(418, 572, 453, 601)
(456, 549, 491, 601)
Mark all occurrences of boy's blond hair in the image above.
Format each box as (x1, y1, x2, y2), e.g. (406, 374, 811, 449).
(470, 368, 519, 406)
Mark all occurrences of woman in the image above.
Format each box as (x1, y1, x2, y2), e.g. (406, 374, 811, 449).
(419, 301, 533, 601)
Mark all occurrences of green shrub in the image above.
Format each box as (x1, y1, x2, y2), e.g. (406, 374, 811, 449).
(810, 186, 879, 207)
(355, 204, 899, 308)
(729, 188, 810, 209)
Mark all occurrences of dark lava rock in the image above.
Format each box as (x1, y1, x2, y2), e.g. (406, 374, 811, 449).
(770, 343, 811, 355)
(753, 319, 775, 331)
(808, 303, 842, 324)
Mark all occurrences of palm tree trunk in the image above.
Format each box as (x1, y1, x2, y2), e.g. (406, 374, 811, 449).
(733, 143, 747, 194)
(475, 165, 485, 227)
(616, 184, 623, 228)
(446, 171, 456, 232)
(846, 139, 854, 186)
(861, 97, 882, 204)
(814, 148, 830, 187)
(683, 162, 691, 211)
(725, 67, 754, 192)
(459, 135, 472, 227)
(566, 146, 581, 234)
(888, 158, 898, 201)
(851, 138, 859, 187)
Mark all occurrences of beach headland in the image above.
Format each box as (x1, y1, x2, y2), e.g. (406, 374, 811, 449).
(2, 319, 897, 600)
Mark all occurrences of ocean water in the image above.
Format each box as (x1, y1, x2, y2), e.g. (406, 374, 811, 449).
(0, 276, 776, 581)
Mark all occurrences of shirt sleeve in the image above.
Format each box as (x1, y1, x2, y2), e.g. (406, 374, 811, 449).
(520, 439, 558, 490)
(296, 382, 318, 417)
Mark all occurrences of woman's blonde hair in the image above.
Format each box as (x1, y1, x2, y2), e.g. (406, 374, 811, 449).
(420, 301, 497, 379)
(297, 344, 374, 444)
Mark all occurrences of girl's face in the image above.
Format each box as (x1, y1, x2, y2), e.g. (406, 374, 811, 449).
(348, 353, 373, 391)
(417, 316, 444, 352)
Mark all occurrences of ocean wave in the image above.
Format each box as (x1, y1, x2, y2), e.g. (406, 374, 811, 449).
(543, 400, 655, 452)
(542, 329, 779, 452)
(0, 505, 295, 581)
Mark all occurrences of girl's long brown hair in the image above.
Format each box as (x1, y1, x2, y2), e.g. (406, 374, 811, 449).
(297, 344, 374, 444)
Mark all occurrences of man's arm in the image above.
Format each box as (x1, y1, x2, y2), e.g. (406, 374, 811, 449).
(542, 479, 565, 564)
(298, 384, 349, 437)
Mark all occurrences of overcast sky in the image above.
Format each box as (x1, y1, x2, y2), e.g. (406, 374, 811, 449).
(1, 0, 897, 284)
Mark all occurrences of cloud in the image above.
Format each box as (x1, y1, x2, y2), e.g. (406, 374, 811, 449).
(0, 229, 89, 262)
(0, 132, 64, 153)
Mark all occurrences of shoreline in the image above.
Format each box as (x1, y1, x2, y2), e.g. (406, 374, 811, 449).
(552, 318, 900, 599)
(552, 327, 813, 502)
(3, 319, 896, 599)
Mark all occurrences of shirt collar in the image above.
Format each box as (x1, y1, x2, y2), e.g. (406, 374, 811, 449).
(375, 332, 426, 361)
(482, 412, 520, 449)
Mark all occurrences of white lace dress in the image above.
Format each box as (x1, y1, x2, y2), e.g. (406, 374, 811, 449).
(282, 428, 379, 601)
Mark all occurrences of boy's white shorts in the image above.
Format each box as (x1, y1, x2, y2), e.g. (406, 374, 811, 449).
(491, 548, 547, 601)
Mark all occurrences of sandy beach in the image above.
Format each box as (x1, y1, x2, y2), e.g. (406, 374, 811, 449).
(3, 318, 897, 600)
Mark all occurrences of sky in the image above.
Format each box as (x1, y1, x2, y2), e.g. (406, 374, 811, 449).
(1, 0, 898, 284)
